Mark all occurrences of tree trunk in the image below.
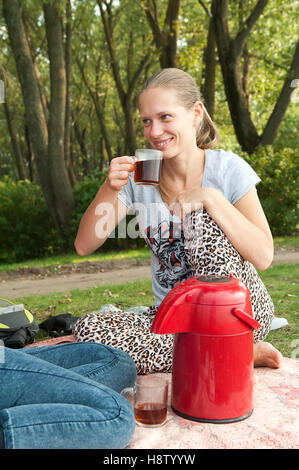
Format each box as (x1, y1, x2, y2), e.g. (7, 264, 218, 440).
(43, 0, 75, 234)
(3, 0, 75, 237)
(3, 0, 57, 223)
(22, 12, 49, 123)
(64, 0, 77, 186)
(3, 99, 27, 180)
(202, 15, 216, 118)
(241, 41, 251, 111)
(123, 96, 136, 155)
(0, 67, 27, 180)
(24, 122, 34, 182)
(219, 43, 260, 153)
(212, 0, 264, 153)
(72, 112, 89, 175)
(238, 1, 251, 111)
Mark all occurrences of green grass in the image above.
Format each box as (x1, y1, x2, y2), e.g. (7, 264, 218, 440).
(0, 247, 150, 273)
(12, 263, 298, 359)
(15, 279, 155, 343)
(273, 236, 299, 247)
(259, 263, 299, 358)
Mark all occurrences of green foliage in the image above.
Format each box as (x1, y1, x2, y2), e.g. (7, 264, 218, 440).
(0, 177, 59, 263)
(66, 170, 108, 249)
(242, 146, 299, 236)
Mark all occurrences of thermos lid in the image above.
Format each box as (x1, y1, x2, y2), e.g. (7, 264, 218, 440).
(160, 275, 249, 306)
(151, 275, 258, 335)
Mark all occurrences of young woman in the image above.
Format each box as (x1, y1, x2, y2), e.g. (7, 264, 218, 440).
(74, 68, 283, 374)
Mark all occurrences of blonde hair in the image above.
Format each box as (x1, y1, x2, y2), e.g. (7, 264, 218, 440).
(139, 68, 219, 149)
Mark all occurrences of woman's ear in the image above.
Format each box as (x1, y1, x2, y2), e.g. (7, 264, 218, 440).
(193, 101, 203, 120)
(193, 101, 203, 125)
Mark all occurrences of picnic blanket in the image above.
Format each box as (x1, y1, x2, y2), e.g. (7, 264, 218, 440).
(128, 360, 298, 449)
(25, 336, 298, 449)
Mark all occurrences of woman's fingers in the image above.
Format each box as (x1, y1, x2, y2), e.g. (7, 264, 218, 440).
(107, 156, 135, 191)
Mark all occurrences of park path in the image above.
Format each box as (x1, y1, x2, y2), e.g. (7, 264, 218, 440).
(0, 263, 152, 299)
(0, 249, 298, 299)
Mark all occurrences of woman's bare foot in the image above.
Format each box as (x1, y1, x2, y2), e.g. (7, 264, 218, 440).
(254, 342, 283, 368)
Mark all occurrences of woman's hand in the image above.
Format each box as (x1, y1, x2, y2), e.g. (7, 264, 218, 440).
(106, 156, 135, 192)
(171, 186, 211, 219)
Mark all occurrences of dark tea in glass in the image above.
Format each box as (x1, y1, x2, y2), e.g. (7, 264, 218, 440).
(134, 159, 161, 185)
(134, 402, 167, 426)
(134, 149, 162, 186)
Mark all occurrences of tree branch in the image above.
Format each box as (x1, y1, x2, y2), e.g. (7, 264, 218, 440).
(127, 50, 152, 101)
(165, 0, 181, 28)
(234, 0, 268, 59)
(144, 0, 180, 67)
(197, 0, 212, 18)
(97, 0, 125, 106)
(260, 40, 299, 145)
(143, 0, 163, 51)
(211, 0, 230, 53)
(249, 52, 289, 71)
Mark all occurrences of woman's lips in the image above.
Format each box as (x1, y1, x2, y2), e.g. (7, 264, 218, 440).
(153, 137, 173, 150)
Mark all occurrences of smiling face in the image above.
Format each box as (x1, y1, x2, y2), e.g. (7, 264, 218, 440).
(138, 87, 201, 160)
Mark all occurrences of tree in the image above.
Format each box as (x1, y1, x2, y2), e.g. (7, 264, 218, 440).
(3, 0, 74, 237)
(97, 0, 152, 155)
(143, 0, 181, 68)
(0, 67, 27, 180)
(64, 0, 77, 185)
(212, 0, 299, 153)
(75, 38, 113, 162)
(197, 0, 217, 118)
(43, 0, 75, 229)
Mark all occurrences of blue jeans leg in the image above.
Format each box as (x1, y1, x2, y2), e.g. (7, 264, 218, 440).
(23, 342, 137, 393)
(0, 343, 136, 449)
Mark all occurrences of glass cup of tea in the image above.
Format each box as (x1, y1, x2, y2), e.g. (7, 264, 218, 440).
(134, 149, 162, 186)
(121, 375, 169, 427)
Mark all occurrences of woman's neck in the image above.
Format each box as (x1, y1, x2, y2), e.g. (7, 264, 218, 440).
(159, 148, 205, 205)
(162, 148, 205, 188)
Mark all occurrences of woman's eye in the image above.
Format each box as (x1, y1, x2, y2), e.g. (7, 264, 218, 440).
(142, 119, 151, 126)
(161, 114, 171, 120)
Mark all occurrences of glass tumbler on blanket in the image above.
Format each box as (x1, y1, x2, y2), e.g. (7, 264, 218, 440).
(121, 375, 168, 427)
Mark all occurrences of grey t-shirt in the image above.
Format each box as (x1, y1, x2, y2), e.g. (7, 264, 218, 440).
(118, 148, 261, 306)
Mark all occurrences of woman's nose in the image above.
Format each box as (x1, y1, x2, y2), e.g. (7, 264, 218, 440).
(149, 120, 164, 138)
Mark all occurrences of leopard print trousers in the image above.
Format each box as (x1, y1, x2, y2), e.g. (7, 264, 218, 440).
(73, 209, 274, 374)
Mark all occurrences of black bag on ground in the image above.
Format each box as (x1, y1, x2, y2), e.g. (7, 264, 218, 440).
(39, 313, 79, 337)
(0, 298, 39, 348)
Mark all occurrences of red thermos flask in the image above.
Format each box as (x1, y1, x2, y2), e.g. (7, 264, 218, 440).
(151, 275, 260, 423)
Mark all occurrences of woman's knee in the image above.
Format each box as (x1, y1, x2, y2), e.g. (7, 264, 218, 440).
(97, 344, 137, 392)
(71, 342, 137, 392)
